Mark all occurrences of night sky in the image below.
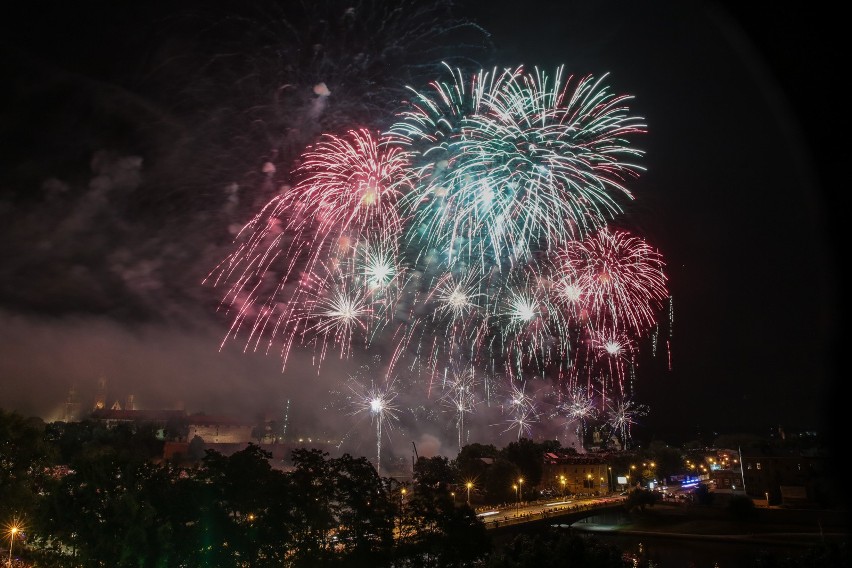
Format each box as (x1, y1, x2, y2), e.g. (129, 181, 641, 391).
(0, 1, 841, 457)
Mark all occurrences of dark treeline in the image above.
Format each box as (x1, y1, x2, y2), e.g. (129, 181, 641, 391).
(1, 409, 846, 567)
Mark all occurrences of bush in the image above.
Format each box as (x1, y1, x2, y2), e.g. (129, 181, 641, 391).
(727, 495, 758, 521)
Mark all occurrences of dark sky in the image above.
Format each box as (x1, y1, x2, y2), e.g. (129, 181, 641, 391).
(0, 0, 841, 456)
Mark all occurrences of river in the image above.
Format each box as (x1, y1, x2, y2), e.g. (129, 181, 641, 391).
(549, 510, 846, 567)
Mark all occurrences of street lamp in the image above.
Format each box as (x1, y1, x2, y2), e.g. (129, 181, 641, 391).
(559, 475, 566, 498)
(451, 491, 456, 504)
(518, 478, 524, 503)
(512, 484, 518, 511)
(466, 481, 473, 505)
(7, 524, 19, 568)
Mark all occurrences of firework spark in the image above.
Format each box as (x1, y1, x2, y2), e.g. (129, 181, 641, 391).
(556, 386, 598, 449)
(553, 227, 668, 336)
(606, 398, 648, 450)
(348, 374, 401, 476)
(393, 65, 646, 271)
(499, 380, 540, 440)
(440, 365, 480, 451)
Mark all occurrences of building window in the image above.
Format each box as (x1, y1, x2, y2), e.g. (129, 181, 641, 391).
(756, 463, 761, 470)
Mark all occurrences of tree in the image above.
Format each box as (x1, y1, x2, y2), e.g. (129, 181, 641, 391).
(40, 447, 168, 567)
(500, 438, 550, 489)
(454, 443, 498, 488)
(483, 458, 521, 505)
(487, 530, 636, 568)
(727, 494, 758, 521)
(329, 453, 395, 567)
(414, 455, 456, 491)
(398, 473, 490, 567)
(199, 444, 294, 567)
(624, 488, 661, 513)
(186, 434, 206, 462)
(645, 443, 683, 482)
(693, 482, 715, 506)
(288, 448, 339, 566)
(0, 410, 56, 522)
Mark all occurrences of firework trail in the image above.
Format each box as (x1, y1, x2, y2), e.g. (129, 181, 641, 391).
(605, 398, 648, 450)
(440, 364, 480, 451)
(497, 380, 541, 440)
(347, 373, 401, 476)
(588, 328, 635, 404)
(555, 386, 598, 449)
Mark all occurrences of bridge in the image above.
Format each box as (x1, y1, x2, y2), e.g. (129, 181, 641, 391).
(481, 501, 625, 538)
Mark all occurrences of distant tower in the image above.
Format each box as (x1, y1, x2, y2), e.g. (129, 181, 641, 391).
(64, 385, 81, 422)
(125, 394, 135, 411)
(94, 377, 107, 410)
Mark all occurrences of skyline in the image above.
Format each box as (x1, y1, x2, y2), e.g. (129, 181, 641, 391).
(0, 0, 840, 460)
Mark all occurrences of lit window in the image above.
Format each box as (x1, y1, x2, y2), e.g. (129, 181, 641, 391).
(756, 463, 761, 470)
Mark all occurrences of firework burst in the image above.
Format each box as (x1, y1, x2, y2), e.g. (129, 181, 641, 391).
(348, 374, 401, 476)
(605, 398, 648, 449)
(440, 364, 480, 451)
(556, 386, 598, 449)
(393, 65, 646, 271)
(498, 380, 541, 440)
(553, 227, 668, 336)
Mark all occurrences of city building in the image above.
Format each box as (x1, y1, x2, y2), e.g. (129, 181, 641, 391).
(740, 450, 836, 507)
(186, 413, 253, 444)
(542, 453, 611, 496)
(91, 407, 187, 431)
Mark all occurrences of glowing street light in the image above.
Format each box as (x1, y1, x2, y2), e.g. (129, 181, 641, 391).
(6, 521, 21, 568)
(559, 475, 566, 498)
(518, 478, 524, 503)
(512, 483, 519, 511)
(466, 481, 473, 505)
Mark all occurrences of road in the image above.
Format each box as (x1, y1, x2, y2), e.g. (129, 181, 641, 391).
(475, 495, 626, 529)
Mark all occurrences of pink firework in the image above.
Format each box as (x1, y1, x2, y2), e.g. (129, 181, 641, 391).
(553, 227, 667, 336)
(206, 129, 415, 370)
(589, 328, 635, 403)
(285, 129, 414, 262)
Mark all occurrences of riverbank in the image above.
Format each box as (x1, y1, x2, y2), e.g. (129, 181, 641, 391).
(570, 502, 850, 547)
